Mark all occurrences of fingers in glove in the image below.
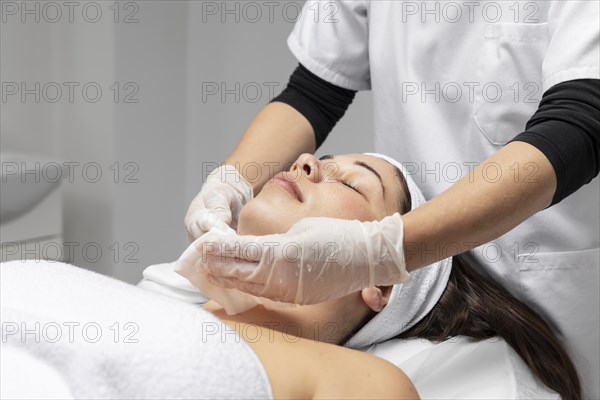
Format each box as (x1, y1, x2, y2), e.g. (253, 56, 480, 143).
(194, 231, 267, 262)
(196, 254, 260, 281)
(203, 193, 233, 226)
(186, 211, 220, 240)
(206, 274, 267, 297)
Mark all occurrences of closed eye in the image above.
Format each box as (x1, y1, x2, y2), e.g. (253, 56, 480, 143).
(341, 181, 361, 194)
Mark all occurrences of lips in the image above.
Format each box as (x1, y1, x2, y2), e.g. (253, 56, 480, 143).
(272, 173, 303, 202)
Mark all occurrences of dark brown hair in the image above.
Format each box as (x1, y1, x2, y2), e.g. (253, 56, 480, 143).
(393, 165, 412, 213)
(398, 256, 581, 399)
(390, 165, 581, 400)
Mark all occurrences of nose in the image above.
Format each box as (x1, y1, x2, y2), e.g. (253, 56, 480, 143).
(290, 153, 322, 183)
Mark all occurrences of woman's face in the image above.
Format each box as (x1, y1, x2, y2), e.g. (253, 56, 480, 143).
(230, 153, 408, 344)
(237, 153, 405, 235)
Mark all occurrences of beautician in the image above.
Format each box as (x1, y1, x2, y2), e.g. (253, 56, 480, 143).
(185, 1, 599, 396)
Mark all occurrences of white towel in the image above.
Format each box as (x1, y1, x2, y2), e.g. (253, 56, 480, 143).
(0, 260, 273, 400)
(138, 262, 209, 304)
(1, 345, 74, 400)
(345, 153, 453, 348)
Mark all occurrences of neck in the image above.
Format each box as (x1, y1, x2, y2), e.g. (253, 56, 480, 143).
(202, 294, 371, 344)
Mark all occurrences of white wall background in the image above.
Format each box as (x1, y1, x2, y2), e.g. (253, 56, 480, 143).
(1, 1, 373, 283)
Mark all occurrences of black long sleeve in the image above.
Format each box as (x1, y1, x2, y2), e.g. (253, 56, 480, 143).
(271, 64, 357, 148)
(509, 79, 600, 206)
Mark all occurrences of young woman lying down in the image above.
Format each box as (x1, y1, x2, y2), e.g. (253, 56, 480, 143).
(0, 153, 580, 399)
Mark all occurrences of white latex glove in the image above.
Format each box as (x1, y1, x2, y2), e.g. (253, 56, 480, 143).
(189, 212, 411, 305)
(185, 165, 253, 240)
(175, 225, 299, 315)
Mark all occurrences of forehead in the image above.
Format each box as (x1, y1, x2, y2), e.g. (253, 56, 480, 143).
(329, 153, 405, 215)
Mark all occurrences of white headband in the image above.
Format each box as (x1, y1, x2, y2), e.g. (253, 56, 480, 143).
(344, 153, 453, 349)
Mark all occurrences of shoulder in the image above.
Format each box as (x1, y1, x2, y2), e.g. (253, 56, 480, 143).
(227, 320, 419, 399)
(310, 341, 420, 399)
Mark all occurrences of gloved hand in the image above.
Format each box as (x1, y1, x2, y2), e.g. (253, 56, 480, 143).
(191, 212, 411, 305)
(185, 165, 253, 241)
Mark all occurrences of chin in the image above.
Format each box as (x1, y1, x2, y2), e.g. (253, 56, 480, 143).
(237, 198, 295, 236)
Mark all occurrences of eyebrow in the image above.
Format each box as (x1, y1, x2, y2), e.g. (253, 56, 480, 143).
(319, 154, 386, 197)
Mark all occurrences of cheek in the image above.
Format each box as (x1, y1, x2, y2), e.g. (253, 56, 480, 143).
(237, 194, 301, 235)
(312, 190, 376, 221)
(237, 185, 378, 235)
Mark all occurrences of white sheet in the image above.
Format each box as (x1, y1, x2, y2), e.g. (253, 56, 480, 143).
(365, 337, 559, 399)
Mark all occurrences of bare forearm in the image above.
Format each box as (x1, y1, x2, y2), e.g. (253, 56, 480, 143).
(403, 141, 557, 270)
(225, 102, 315, 193)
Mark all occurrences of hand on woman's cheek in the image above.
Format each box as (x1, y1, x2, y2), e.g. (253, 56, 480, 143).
(230, 154, 404, 344)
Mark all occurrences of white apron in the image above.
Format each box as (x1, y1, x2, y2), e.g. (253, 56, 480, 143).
(288, 1, 600, 396)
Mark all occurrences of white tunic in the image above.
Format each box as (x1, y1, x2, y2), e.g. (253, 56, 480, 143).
(288, 1, 600, 397)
